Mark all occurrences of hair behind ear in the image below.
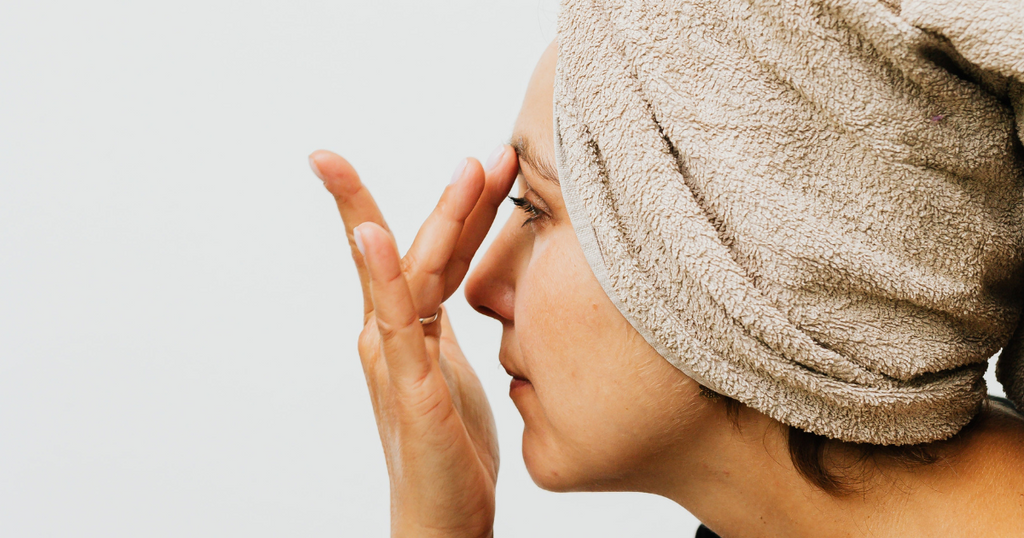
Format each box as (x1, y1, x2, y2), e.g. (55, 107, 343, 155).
(703, 386, 984, 495)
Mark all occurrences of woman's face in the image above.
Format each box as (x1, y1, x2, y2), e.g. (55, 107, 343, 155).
(464, 43, 710, 492)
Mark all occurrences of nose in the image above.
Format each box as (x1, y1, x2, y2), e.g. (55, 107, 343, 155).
(464, 213, 525, 324)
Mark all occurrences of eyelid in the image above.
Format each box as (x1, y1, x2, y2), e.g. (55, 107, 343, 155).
(521, 183, 551, 214)
(509, 194, 546, 227)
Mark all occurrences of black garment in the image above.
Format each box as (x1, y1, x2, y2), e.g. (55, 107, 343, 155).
(695, 524, 720, 538)
(692, 395, 1018, 537)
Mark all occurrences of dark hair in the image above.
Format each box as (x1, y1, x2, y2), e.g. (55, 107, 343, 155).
(716, 394, 983, 496)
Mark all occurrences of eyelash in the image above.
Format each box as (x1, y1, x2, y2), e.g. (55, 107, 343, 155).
(509, 196, 543, 227)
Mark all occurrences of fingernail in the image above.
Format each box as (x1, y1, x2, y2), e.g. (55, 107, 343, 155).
(308, 155, 324, 181)
(353, 226, 366, 256)
(485, 144, 505, 171)
(450, 158, 468, 185)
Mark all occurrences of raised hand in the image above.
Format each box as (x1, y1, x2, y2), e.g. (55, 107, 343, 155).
(309, 147, 518, 538)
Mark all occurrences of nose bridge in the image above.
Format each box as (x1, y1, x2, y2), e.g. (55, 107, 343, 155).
(464, 214, 526, 322)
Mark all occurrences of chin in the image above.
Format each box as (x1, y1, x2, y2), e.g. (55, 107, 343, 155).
(521, 426, 634, 493)
(521, 430, 579, 492)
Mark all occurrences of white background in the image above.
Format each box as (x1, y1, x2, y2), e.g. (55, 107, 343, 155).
(0, 2, 1007, 537)
(0, 1, 702, 536)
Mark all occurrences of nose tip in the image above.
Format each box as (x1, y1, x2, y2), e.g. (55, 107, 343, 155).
(463, 245, 516, 324)
(463, 268, 499, 320)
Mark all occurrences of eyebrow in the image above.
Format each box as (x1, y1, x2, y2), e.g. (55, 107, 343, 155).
(510, 133, 560, 185)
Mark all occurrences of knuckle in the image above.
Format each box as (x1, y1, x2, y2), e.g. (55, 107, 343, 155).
(402, 247, 447, 280)
(399, 253, 419, 276)
(404, 255, 446, 283)
(375, 315, 419, 342)
(423, 262, 446, 278)
(357, 322, 387, 379)
(358, 322, 379, 356)
(329, 178, 366, 202)
(449, 251, 473, 271)
(432, 197, 451, 219)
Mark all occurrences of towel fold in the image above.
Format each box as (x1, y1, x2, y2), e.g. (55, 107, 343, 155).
(553, 0, 1024, 444)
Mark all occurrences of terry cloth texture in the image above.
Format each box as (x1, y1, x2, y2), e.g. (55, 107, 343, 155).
(553, 0, 1024, 444)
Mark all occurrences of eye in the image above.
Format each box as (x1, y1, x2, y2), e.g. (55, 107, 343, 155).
(509, 196, 543, 227)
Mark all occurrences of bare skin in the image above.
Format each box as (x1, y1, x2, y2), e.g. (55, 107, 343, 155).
(311, 41, 1024, 538)
(308, 147, 516, 538)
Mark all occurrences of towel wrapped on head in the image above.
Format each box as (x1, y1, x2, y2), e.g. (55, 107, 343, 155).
(553, 0, 1024, 445)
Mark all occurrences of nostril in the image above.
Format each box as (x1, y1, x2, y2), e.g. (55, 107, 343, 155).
(465, 275, 515, 322)
(474, 305, 501, 320)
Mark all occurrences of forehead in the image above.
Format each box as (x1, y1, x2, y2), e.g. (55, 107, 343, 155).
(512, 41, 557, 158)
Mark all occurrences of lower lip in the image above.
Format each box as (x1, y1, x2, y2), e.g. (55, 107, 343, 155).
(510, 378, 531, 393)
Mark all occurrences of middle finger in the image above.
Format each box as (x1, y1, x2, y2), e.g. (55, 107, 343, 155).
(402, 158, 486, 316)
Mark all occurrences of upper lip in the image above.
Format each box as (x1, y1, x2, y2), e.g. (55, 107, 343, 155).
(499, 356, 528, 380)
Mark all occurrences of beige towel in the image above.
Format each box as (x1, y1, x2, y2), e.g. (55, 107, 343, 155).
(553, 0, 1024, 444)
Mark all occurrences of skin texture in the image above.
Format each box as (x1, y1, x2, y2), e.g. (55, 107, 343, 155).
(312, 41, 1024, 538)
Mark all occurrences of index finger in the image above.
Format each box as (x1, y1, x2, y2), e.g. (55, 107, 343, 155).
(443, 144, 518, 296)
(309, 150, 390, 318)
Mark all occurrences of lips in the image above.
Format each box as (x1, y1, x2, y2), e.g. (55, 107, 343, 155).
(501, 363, 529, 382)
(509, 377, 531, 392)
(499, 356, 529, 382)
(498, 342, 530, 396)
(505, 362, 532, 391)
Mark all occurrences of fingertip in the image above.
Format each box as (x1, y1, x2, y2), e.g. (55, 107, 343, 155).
(453, 157, 483, 180)
(449, 158, 487, 217)
(487, 144, 516, 177)
(308, 154, 324, 181)
(353, 225, 366, 256)
(443, 156, 485, 200)
(356, 222, 398, 273)
(355, 221, 384, 249)
(450, 158, 469, 185)
(463, 158, 487, 191)
(484, 144, 507, 172)
(307, 149, 335, 178)
(356, 225, 378, 274)
(484, 151, 518, 200)
(308, 150, 363, 196)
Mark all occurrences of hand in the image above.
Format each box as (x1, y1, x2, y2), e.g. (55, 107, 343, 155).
(309, 148, 518, 538)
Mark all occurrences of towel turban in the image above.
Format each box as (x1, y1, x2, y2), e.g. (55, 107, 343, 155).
(553, 0, 1024, 444)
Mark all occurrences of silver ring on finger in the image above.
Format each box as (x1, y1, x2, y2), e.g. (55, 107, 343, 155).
(418, 311, 440, 325)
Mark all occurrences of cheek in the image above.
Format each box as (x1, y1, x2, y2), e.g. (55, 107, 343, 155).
(520, 234, 616, 379)
(517, 229, 621, 395)
(514, 229, 701, 489)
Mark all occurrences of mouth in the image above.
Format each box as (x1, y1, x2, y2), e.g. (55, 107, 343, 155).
(500, 360, 531, 392)
(509, 377, 531, 392)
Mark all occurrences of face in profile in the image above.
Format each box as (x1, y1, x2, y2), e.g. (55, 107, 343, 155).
(464, 42, 712, 494)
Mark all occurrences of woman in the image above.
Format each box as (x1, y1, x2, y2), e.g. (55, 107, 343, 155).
(309, 0, 1024, 536)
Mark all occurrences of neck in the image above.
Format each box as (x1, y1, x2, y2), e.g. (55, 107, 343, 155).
(644, 402, 1024, 538)
(662, 410, 845, 538)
